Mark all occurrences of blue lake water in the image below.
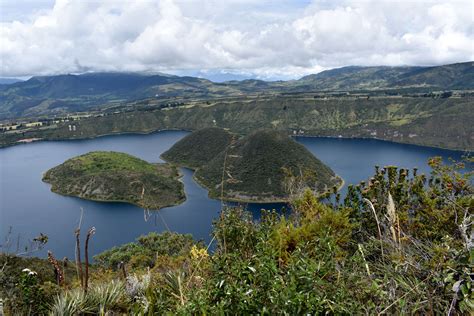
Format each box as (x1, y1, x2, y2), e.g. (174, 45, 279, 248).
(0, 131, 469, 259)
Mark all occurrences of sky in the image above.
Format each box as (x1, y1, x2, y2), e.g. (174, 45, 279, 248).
(0, 0, 473, 80)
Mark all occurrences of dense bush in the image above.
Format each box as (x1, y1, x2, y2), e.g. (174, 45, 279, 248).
(1, 157, 472, 314)
(93, 231, 198, 269)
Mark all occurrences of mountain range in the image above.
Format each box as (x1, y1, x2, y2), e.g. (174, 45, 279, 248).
(0, 61, 472, 119)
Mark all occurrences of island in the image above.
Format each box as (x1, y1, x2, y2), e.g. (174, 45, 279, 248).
(43, 151, 185, 209)
(163, 128, 342, 202)
(161, 127, 234, 169)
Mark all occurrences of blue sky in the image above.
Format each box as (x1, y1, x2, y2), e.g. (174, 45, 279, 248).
(1, 0, 54, 22)
(1, 0, 473, 80)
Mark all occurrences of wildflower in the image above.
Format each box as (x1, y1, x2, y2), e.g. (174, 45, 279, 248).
(190, 245, 209, 261)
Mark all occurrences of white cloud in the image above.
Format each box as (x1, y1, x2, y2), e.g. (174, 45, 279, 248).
(0, 0, 472, 79)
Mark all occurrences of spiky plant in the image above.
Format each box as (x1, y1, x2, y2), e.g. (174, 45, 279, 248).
(125, 272, 151, 299)
(88, 280, 127, 315)
(49, 289, 93, 316)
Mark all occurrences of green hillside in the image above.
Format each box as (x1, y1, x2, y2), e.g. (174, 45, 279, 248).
(0, 72, 244, 119)
(43, 151, 185, 209)
(297, 61, 474, 91)
(0, 62, 472, 119)
(194, 130, 341, 202)
(3, 94, 472, 151)
(161, 127, 234, 169)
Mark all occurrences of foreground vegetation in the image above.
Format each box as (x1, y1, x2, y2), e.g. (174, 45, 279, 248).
(1, 157, 472, 314)
(43, 151, 185, 209)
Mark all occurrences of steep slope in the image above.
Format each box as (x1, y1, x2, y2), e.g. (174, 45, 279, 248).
(194, 130, 341, 202)
(161, 127, 234, 169)
(43, 151, 185, 209)
(3, 95, 473, 151)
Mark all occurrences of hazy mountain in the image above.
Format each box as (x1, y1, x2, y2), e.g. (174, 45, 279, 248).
(5, 72, 212, 99)
(0, 72, 243, 118)
(0, 78, 24, 85)
(190, 71, 257, 82)
(297, 62, 473, 91)
(0, 62, 472, 119)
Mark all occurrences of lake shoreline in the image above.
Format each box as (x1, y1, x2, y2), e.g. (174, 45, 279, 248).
(2, 130, 467, 259)
(42, 152, 187, 210)
(2, 128, 472, 153)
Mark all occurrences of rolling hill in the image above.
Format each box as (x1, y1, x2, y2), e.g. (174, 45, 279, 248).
(0, 72, 243, 119)
(297, 62, 474, 91)
(0, 61, 472, 119)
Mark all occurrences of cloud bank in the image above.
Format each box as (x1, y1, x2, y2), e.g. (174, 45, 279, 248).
(1, 0, 473, 79)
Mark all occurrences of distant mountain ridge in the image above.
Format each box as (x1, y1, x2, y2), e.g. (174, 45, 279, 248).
(298, 62, 474, 91)
(8, 72, 213, 98)
(0, 78, 24, 85)
(0, 61, 472, 119)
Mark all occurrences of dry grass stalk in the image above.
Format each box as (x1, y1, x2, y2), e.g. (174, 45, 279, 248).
(47, 251, 65, 286)
(386, 193, 401, 249)
(219, 135, 236, 255)
(75, 209, 84, 290)
(220, 135, 236, 206)
(357, 244, 371, 276)
(84, 227, 96, 294)
(364, 198, 384, 257)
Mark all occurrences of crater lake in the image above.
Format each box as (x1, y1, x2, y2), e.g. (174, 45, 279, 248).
(0, 131, 469, 259)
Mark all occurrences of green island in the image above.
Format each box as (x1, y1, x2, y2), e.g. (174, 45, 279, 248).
(42, 151, 185, 209)
(161, 127, 234, 169)
(1, 158, 472, 315)
(163, 128, 342, 202)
